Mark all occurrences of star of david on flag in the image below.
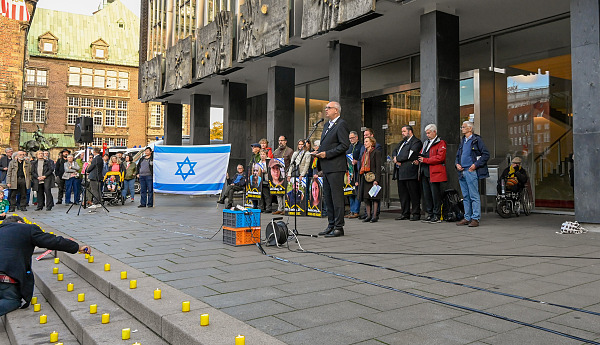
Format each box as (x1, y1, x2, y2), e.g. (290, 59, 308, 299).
(153, 145, 231, 195)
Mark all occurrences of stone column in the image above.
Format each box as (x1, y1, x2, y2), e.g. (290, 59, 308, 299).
(267, 66, 295, 144)
(224, 81, 247, 176)
(189, 94, 211, 145)
(163, 102, 182, 145)
(329, 42, 362, 133)
(420, 10, 460, 189)
(571, 0, 600, 223)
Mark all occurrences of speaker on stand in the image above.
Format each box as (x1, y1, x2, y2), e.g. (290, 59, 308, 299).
(74, 116, 94, 143)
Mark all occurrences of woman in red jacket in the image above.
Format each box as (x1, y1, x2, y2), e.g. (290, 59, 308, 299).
(417, 124, 447, 223)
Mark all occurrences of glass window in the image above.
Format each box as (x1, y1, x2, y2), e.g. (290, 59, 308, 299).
(306, 80, 329, 139)
(106, 77, 117, 89)
(23, 100, 34, 122)
(117, 111, 127, 127)
(118, 78, 128, 90)
(68, 97, 79, 106)
(107, 71, 117, 77)
(95, 69, 105, 75)
(116, 138, 127, 146)
(93, 111, 103, 126)
(82, 68, 93, 75)
(37, 70, 47, 86)
(69, 67, 80, 73)
(43, 42, 54, 52)
(68, 73, 79, 86)
(106, 100, 116, 108)
(26, 69, 36, 85)
(117, 101, 127, 109)
(94, 98, 104, 108)
(105, 109, 116, 126)
(106, 138, 115, 146)
(67, 108, 79, 125)
(150, 104, 162, 127)
(460, 38, 491, 72)
(92, 137, 103, 146)
(81, 108, 92, 117)
(362, 58, 411, 94)
(82, 74, 93, 87)
(94, 75, 105, 88)
(95, 49, 104, 58)
(35, 101, 46, 122)
(81, 98, 92, 107)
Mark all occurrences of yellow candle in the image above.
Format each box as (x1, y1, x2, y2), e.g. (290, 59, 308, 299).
(50, 331, 58, 342)
(31, 296, 37, 304)
(67, 283, 74, 292)
(122, 328, 131, 340)
(182, 301, 190, 312)
(49, 232, 54, 235)
(85, 254, 90, 259)
(33, 303, 41, 312)
(90, 304, 97, 314)
(120, 271, 127, 279)
(40, 314, 47, 324)
(235, 335, 245, 345)
(56, 343, 63, 345)
(104, 263, 110, 271)
(52, 267, 59, 274)
(129, 280, 137, 289)
(57, 273, 64, 281)
(54, 258, 60, 264)
(154, 289, 161, 300)
(200, 313, 209, 326)
(101, 313, 110, 324)
(77, 293, 85, 302)
(88, 256, 94, 263)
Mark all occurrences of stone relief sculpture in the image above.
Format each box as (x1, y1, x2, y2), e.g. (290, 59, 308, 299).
(301, 0, 375, 39)
(164, 36, 194, 93)
(196, 11, 235, 79)
(140, 55, 164, 102)
(238, 0, 289, 62)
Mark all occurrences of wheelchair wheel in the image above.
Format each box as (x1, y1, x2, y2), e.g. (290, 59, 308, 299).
(496, 199, 512, 218)
(521, 189, 532, 216)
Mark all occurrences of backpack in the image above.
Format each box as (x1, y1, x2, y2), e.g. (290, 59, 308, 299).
(441, 189, 464, 222)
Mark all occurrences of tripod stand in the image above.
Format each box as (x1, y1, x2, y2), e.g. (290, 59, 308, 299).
(67, 145, 109, 215)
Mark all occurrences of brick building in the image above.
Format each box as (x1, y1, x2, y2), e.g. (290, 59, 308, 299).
(22, 0, 188, 156)
(0, 0, 37, 150)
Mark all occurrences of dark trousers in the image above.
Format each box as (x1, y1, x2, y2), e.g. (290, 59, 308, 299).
(220, 185, 243, 207)
(35, 181, 54, 210)
(56, 178, 65, 202)
(422, 176, 442, 218)
(87, 180, 101, 204)
(323, 171, 345, 229)
(139, 175, 153, 206)
(397, 178, 421, 217)
(9, 179, 27, 210)
(259, 184, 271, 211)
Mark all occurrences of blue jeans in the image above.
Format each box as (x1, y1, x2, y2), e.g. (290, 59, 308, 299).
(0, 283, 21, 317)
(459, 170, 480, 221)
(349, 194, 361, 214)
(65, 177, 80, 204)
(139, 175, 153, 206)
(122, 179, 136, 200)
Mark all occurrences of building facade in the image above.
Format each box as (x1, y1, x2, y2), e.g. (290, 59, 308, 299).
(138, 0, 600, 223)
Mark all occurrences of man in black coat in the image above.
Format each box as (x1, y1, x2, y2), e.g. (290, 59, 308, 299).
(86, 148, 103, 206)
(31, 151, 55, 211)
(0, 216, 90, 316)
(313, 101, 350, 237)
(393, 125, 423, 221)
(54, 149, 69, 204)
(0, 147, 13, 184)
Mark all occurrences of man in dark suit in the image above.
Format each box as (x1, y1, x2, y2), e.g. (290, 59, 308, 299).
(86, 147, 103, 206)
(393, 125, 423, 221)
(31, 151, 55, 211)
(313, 101, 350, 237)
(0, 216, 90, 316)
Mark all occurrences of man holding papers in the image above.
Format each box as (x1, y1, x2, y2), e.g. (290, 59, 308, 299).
(392, 125, 423, 221)
(359, 137, 382, 223)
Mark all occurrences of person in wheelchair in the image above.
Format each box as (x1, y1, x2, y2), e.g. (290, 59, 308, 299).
(497, 157, 528, 195)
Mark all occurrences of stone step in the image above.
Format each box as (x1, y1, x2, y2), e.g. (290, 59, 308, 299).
(2, 286, 80, 345)
(0, 318, 12, 345)
(34, 253, 168, 345)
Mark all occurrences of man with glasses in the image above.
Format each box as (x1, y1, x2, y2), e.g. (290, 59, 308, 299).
(313, 101, 350, 237)
(455, 121, 490, 227)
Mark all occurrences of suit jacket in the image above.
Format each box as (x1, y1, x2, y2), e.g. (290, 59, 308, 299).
(6, 159, 30, 189)
(87, 154, 104, 181)
(30, 159, 54, 189)
(0, 222, 79, 308)
(393, 135, 423, 180)
(318, 117, 350, 173)
(0, 154, 11, 182)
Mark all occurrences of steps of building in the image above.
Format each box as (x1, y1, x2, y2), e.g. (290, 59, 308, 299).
(0, 318, 13, 345)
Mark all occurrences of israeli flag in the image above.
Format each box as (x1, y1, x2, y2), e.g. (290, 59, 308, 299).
(153, 145, 231, 195)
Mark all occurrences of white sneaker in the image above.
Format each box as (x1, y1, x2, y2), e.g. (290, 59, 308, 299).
(88, 204, 99, 209)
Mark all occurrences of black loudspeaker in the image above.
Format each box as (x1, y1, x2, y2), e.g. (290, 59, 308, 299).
(265, 219, 288, 246)
(74, 116, 94, 143)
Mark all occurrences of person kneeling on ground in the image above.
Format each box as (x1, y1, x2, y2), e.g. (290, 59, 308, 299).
(217, 164, 247, 209)
(0, 216, 91, 316)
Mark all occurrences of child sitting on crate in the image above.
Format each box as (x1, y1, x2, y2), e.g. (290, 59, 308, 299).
(106, 175, 118, 192)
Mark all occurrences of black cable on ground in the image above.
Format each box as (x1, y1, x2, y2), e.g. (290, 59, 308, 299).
(304, 251, 600, 260)
(261, 252, 600, 345)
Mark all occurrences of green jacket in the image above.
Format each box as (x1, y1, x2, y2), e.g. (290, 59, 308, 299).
(123, 161, 137, 180)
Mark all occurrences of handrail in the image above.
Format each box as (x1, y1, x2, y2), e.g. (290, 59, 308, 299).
(534, 127, 573, 162)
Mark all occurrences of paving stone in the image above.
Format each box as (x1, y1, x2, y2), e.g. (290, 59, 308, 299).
(276, 301, 379, 328)
(362, 303, 467, 331)
(220, 300, 295, 321)
(246, 316, 302, 336)
(375, 319, 496, 345)
(203, 287, 290, 309)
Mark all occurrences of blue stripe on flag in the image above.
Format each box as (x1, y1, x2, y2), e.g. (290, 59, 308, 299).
(154, 182, 224, 192)
(154, 145, 231, 154)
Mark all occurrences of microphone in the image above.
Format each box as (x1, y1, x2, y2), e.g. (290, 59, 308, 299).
(314, 118, 325, 126)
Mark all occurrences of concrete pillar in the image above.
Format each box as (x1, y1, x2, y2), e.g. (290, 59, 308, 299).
(420, 10, 460, 188)
(189, 94, 211, 145)
(267, 66, 295, 144)
(224, 81, 247, 176)
(163, 102, 182, 145)
(329, 42, 362, 133)
(363, 96, 388, 156)
(571, 0, 600, 223)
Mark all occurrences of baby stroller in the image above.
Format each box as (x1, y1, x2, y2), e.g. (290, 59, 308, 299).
(102, 171, 124, 206)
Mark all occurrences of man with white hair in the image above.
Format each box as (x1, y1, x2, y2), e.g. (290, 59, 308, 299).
(455, 121, 490, 227)
(418, 124, 447, 223)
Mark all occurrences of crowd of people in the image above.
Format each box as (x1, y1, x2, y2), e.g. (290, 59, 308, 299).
(0, 146, 155, 214)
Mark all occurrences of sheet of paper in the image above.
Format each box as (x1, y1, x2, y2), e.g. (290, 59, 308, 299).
(368, 184, 381, 197)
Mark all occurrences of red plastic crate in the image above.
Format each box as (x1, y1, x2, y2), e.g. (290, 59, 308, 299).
(223, 226, 261, 246)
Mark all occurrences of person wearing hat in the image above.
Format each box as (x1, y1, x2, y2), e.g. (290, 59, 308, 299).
(497, 157, 528, 194)
(54, 149, 71, 204)
(250, 143, 261, 164)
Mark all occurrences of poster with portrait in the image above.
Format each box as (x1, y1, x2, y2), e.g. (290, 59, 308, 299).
(344, 154, 355, 196)
(285, 177, 306, 216)
(307, 176, 324, 217)
(269, 158, 286, 194)
(245, 163, 262, 201)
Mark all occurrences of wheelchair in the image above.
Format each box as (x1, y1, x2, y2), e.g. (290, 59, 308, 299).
(496, 182, 533, 218)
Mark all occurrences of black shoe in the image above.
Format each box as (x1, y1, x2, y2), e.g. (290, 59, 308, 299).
(8, 208, 15, 212)
(318, 227, 334, 236)
(46, 207, 52, 211)
(225, 204, 233, 209)
(430, 217, 442, 223)
(362, 217, 372, 222)
(358, 214, 367, 220)
(122, 199, 126, 205)
(20, 207, 27, 212)
(325, 228, 344, 237)
(370, 217, 379, 223)
(138, 205, 146, 208)
(395, 215, 409, 220)
(422, 216, 433, 223)
(216, 200, 225, 204)
(410, 215, 420, 221)
(265, 210, 272, 213)
(35, 208, 43, 211)
(56, 200, 62, 204)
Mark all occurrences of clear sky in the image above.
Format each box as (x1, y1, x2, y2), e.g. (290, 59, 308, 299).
(37, 0, 140, 17)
